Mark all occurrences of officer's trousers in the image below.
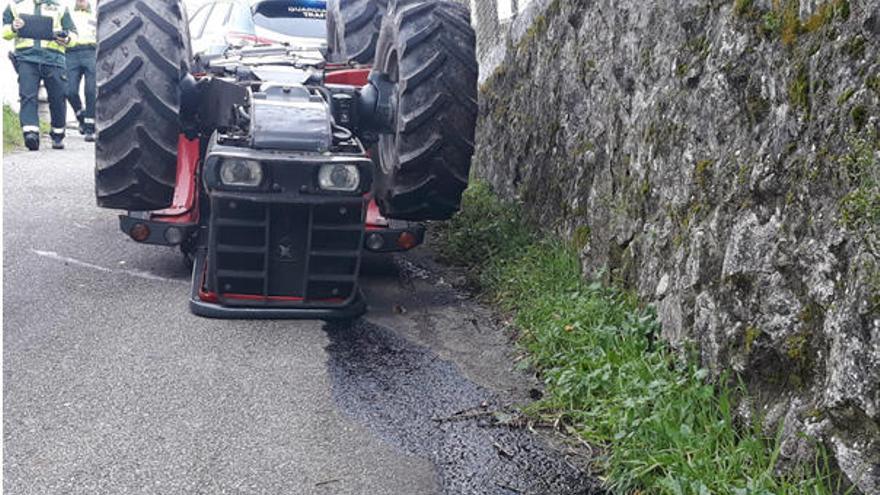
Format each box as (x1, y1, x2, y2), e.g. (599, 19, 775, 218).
(18, 60, 67, 138)
(66, 47, 96, 129)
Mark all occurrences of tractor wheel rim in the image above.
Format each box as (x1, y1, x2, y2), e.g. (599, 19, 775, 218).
(379, 48, 400, 175)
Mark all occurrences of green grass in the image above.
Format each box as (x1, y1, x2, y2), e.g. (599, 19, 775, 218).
(435, 181, 852, 495)
(3, 105, 56, 152)
(3, 103, 23, 152)
(436, 182, 534, 272)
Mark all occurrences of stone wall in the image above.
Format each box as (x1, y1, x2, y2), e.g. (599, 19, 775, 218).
(473, 0, 880, 492)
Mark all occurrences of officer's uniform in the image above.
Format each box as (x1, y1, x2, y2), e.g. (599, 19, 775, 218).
(2, 0, 77, 150)
(66, 1, 94, 140)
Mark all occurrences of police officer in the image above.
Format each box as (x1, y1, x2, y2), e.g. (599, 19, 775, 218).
(66, 0, 94, 142)
(2, 0, 77, 150)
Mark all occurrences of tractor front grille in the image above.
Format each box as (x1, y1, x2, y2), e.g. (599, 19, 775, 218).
(206, 196, 365, 306)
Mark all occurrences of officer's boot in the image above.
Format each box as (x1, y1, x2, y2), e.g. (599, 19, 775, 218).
(24, 132, 39, 151)
(51, 132, 65, 150)
(76, 110, 86, 135)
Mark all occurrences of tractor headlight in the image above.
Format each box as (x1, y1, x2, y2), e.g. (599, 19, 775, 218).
(318, 164, 360, 192)
(219, 159, 263, 187)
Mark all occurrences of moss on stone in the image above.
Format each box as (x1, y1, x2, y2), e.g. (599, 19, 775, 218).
(640, 47, 654, 69)
(785, 333, 809, 361)
(851, 105, 867, 128)
(789, 64, 810, 114)
(744, 325, 761, 353)
(517, 0, 561, 50)
(747, 0, 850, 45)
(746, 91, 771, 123)
(837, 88, 855, 105)
(688, 35, 710, 59)
(867, 75, 880, 97)
(780, 0, 802, 46)
(839, 134, 880, 247)
(574, 137, 595, 157)
(518, 15, 546, 50)
(760, 10, 781, 37)
(804, 408, 825, 422)
(573, 225, 591, 250)
(695, 159, 714, 189)
(798, 301, 825, 325)
(583, 58, 596, 71)
(481, 65, 509, 95)
(836, 0, 851, 19)
(676, 63, 689, 78)
(785, 331, 816, 390)
(803, 1, 838, 32)
(687, 202, 703, 226)
(844, 35, 866, 58)
(866, 260, 880, 312)
(734, 0, 755, 16)
(737, 162, 753, 186)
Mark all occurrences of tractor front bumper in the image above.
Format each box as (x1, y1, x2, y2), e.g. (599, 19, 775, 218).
(189, 249, 366, 320)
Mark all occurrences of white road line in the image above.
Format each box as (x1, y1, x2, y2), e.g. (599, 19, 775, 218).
(31, 249, 185, 284)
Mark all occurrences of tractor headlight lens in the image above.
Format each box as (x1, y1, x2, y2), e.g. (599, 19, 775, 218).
(318, 164, 360, 192)
(219, 159, 263, 187)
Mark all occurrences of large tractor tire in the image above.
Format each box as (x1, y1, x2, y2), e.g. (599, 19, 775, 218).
(94, 0, 191, 210)
(371, 1, 478, 221)
(326, 0, 387, 65)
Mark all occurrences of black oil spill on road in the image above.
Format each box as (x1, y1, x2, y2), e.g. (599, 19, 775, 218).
(324, 320, 601, 495)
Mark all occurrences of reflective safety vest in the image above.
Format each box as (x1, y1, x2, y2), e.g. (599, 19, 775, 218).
(2, 0, 77, 58)
(68, 6, 93, 47)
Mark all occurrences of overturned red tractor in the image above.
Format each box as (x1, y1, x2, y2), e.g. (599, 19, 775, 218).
(94, 0, 477, 319)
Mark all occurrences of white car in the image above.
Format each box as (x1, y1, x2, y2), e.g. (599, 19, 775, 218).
(187, 0, 326, 58)
(251, 0, 326, 49)
(188, 0, 261, 57)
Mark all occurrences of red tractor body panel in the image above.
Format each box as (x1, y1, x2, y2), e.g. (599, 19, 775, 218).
(150, 136, 201, 224)
(323, 68, 371, 86)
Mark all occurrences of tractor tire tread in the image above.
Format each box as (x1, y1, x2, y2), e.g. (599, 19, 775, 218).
(135, 36, 179, 81)
(97, 16, 142, 54)
(327, 0, 388, 64)
(95, 0, 190, 210)
(373, 1, 477, 221)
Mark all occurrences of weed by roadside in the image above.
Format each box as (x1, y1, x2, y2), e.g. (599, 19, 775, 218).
(436, 181, 533, 273)
(4, 103, 23, 152)
(435, 181, 852, 495)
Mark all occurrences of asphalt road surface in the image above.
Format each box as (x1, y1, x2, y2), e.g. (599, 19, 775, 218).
(3, 135, 598, 494)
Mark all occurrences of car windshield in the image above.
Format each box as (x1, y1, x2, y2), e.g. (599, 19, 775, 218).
(252, 0, 326, 39)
